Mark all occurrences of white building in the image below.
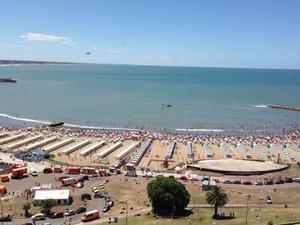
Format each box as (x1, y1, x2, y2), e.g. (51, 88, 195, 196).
(33, 189, 71, 206)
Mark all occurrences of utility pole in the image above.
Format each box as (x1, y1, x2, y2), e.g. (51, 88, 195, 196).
(245, 194, 251, 225)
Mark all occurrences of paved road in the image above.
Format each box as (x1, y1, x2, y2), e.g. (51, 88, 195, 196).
(0, 152, 50, 172)
(0, 172, 108, 225)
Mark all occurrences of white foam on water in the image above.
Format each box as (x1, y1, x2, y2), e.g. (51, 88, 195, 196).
(0, 113, 49, 124)
(254, 104, 268, 108)
(175, 128, 224, 132)
(0, 113, 142, 131)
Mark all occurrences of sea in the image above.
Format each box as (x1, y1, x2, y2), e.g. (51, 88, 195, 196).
(0, 64, 300, 134)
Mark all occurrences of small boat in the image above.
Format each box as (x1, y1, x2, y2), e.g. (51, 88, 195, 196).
(0, 78, 17, 83)
(48, 122, 64, 127)
(161, 104, 173, 108)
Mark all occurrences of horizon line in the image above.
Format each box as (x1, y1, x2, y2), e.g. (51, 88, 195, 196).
(1, 58, 300, 71)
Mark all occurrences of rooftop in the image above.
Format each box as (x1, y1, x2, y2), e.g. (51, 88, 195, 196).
(34, 189, 70, 200)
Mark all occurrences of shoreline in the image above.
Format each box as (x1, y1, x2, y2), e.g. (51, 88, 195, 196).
(1, 121, 299, 171)
(0, 112, 299, 136)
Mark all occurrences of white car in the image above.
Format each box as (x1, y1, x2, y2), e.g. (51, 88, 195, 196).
(293, 178, 300, 183)
(64, 210, 75, 217)
(266, 195, 272, 204)
(77, 182, 84, 188)
(30, 168, 38, 176)
(43, 223, 52, 225)
(92, 186, 99, 193)
(31, 213, 46, 221)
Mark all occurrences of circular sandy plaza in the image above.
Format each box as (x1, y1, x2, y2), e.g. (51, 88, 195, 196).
(188, 159, 289, 175)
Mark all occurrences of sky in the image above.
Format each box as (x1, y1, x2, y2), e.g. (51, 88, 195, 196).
(0, 0, 299, 69)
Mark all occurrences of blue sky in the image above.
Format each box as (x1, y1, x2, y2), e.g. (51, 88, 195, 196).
(0, 0, 299, 68)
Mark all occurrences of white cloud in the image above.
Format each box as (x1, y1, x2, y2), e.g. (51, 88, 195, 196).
(20, 33, 74, 44)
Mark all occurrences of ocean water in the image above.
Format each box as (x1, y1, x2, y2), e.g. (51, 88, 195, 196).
(0, 64, 300, 133)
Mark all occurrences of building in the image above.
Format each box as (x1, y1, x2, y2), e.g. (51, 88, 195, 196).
(33, 189, 71, 206)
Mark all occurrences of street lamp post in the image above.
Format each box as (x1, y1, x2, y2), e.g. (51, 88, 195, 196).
(245, 194, 251, 225)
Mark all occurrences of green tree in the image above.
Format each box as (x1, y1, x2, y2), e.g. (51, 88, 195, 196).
(41, 199, 55, 217)
(206, 186, 229, 218)
(147, 177, 190, 216)
(22, 202, 31, 217)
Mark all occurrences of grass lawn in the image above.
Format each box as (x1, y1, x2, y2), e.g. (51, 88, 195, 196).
(100, 207, 300, 225)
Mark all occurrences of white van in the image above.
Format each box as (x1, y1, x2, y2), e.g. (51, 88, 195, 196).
(30, 168, 38, 176)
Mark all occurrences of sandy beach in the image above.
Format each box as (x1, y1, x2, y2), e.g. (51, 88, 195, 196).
(0, 125, 299, 171)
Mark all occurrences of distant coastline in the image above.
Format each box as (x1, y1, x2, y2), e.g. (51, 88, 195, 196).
(0, 59, 74, 66)
(268, 104, 300, 112)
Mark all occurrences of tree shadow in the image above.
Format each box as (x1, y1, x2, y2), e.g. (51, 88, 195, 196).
(159, 209, 194, 219)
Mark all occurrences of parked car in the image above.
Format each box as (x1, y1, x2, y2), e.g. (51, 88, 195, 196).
(223, 180, 232, 184)
(76, 207, 87, 214)
(202, 176, 210, 181)
(30, 168, 38, 176)
(22, 223, 33, 225)
(105, 196, 112, 202)
(264, 179, 274, 185)
(179, 175, 188, 181)
(242, 181, 252, 185)
(232, 180, 241, 184)
(0, 215, 12, 221)
(293, 178, 300, 183)
(81, 193, 92, 201)
(107, 200, 114, 207)
(94, 192, 104, 198)
(275, 179, 285, 184)
(58, 176, 70, 181)
(266, 195, 272, 204)
(125, 171, 137, 177)
(64, 210, 75, 217)
(255, 181, 263, 186)
(77, 182, 84, 188)
(31, 213, 46, 221)
(51, 212, 64, 218)
(92, 187, 99, 193)
(108, 216, 119, 223)
(102, 205, 110, 212)
(43, 223, 51, 225)
(284, 177, 293, 183)
(213, 178, 220, 183)
(112, 216, 118, 223)
(142, 173, 153, 178)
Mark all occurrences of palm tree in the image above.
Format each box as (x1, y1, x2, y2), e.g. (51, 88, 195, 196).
(22, 202, 31, 217)
(206, 186, 229, 218)
(41, 199, 55, 217)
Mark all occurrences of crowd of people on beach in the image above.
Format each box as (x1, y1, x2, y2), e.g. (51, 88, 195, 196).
(1, 125, 299, 145)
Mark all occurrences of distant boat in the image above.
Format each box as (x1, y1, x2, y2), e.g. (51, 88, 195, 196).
(0, 78, 17, 83)
(85, 52, 91, 55)
(161, 104, 173, 108)
(48, 122, 64, 127)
